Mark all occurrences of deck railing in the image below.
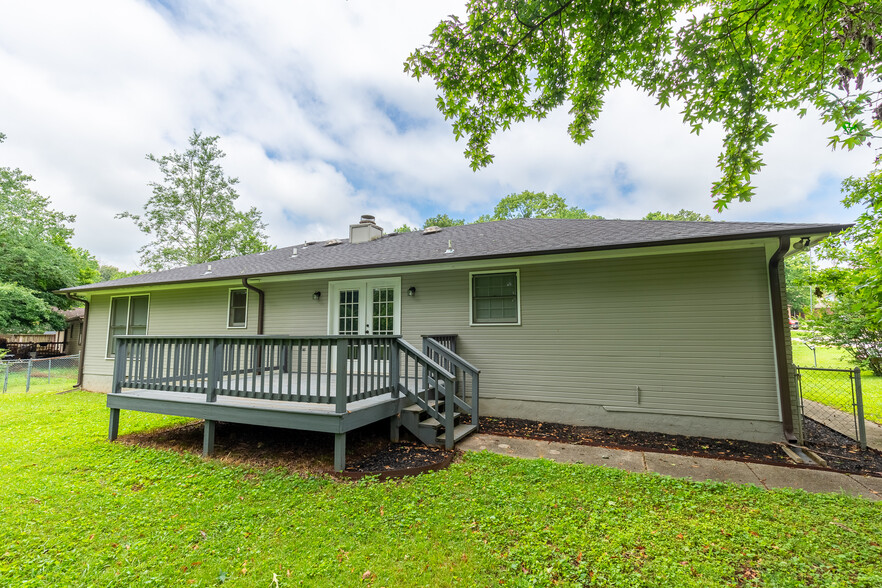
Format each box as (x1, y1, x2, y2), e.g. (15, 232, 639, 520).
(111, 335, 463, 431)
(422, 336, 480, 429)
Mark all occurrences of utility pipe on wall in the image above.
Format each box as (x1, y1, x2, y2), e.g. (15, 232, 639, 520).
(769, 236, 797, 443)
(241, 278, 265, 334)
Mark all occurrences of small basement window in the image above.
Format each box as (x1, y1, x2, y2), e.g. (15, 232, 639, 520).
(470, 270, 520, 325)
(106, 295, 149, 357)
(228, 288, 248, 328)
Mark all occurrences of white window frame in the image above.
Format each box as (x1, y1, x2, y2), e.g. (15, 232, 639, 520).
(327, 277, 401, 336)
(105, 293, 151, 359)
(469, 269, 521, 326)
(227, 287, 249, 329)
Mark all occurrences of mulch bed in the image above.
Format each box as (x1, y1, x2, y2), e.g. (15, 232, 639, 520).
(120, 420, 454, 478)
(478, 416, 882, 478)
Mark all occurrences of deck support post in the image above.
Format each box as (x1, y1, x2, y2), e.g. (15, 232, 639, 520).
(334, 432, 346, 471)
(108, 408, 120, 441)
(335, 338, 348, 414)
(390, 414, 400, 442)
(203, 420, 216, 457)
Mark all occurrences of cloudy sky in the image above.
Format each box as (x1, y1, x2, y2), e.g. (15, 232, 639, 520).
(0, 0, 874, 270)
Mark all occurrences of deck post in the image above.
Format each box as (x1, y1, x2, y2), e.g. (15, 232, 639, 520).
(443, 376, 455, 449)
(108, 408, 120, 441)
(111, 338, 126, 395)
(334, 432, 346, 471)
(389, 338, 400, 399)
(203, 420, 216, 456)
(335, 338, 348, 414)
(206, 338, 220, 403)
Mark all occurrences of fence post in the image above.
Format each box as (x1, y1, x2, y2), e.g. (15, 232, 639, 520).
(2, 363, 8, 393)
(48, 359, 52, 385)
(26, 359, 32, 392)
(854, 367, 867, 451)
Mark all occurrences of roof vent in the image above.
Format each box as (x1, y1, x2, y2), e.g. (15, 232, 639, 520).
(422, 226, 442, 235)
(324, 239, 342, 247)
(349, 214, 384, 244)
(291, 247, 298, 257)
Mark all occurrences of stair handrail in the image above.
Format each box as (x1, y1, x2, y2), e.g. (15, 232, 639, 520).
(395, 338, 459, 447)
(423, 337, 480, 431)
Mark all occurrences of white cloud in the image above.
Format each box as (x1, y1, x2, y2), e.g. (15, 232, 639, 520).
(0, 0, 874, 269)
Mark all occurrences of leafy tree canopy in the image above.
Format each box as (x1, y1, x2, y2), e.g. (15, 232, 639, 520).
(479, 190, 604, 221)
(784, 251, 818, 316)
(118, 131, 271, 272)
(643, 209, 712, 221)
(406, 1, 882, 209)
(1, 132, 98, 332)
(98, 264, 142, 283)
(0, 283, 66, 334)
(424, 213, 466, 227)
(804, 163, 882, 375)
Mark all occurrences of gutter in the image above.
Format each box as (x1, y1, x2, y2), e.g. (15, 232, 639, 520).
(62, 293, 89, 388)
(768, 236, 797, 443)
(241, 278, 264, 335)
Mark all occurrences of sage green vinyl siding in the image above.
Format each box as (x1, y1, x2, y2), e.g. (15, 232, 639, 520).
(82, 246, 780, 424)
(398, 247, 779, 422)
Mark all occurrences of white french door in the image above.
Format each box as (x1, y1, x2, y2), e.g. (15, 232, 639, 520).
(329, 278, 401, 370)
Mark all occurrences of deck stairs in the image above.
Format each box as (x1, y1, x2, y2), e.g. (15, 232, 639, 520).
(400, 395, 478, 447)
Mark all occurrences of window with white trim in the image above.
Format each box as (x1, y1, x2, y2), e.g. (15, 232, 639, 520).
(228, 288, 248, 328)
(106, 295, 149, 356)
(471, 271, 520, 325)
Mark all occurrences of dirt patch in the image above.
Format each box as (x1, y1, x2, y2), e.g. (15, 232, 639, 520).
(119, 420, 452, 477)
(478, 416, 882, 477)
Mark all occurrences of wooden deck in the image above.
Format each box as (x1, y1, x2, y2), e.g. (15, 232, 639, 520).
(107, 335, 479, 470)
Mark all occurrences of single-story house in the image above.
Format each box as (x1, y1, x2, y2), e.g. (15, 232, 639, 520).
(60, 216, 847, 467)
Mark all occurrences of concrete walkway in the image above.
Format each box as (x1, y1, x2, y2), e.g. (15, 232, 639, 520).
(459, 434, 882, 501)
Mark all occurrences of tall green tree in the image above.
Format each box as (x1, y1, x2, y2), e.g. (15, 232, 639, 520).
(406, 1, 882, 209)
(423, 213, 466, 227)
(119, 131, 271, 271)
(0, 133, 96, 332)
(643, 210, 712, 221)
(479, 190, 603, 221)
(805, 163, 882, 375)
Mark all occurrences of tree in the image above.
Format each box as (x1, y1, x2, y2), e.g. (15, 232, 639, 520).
(98, 264, 142, 282)
(423, 213, 465, 227)
(804, 163, 882, 375)
(118, 131, 271, 271)
(406, 1, 882, 209)
(479, 190, 603, 221)
(784, 252, 818, 316)
(643, 210, 712, 222)
(0, 283, 66, 334)
(1, 132, 93, 331)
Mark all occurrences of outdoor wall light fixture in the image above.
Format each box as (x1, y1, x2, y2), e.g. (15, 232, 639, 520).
(408, 287, 416, 297)
(313, 291, 321, 300)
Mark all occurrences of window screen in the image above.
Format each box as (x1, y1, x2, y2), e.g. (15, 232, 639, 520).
(472, 272, 518, 324)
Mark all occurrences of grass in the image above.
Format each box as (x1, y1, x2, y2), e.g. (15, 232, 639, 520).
(1, 389, 881, 586)
(792, 337, 882, 424)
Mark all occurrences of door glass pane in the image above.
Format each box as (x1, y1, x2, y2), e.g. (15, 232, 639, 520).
(371, 287, 394, 335)
(338, 289, 360, 335)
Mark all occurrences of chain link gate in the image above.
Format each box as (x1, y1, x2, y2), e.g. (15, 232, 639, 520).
(796, 366, 867, 450)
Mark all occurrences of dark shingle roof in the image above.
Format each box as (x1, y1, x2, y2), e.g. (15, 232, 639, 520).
(63, 218, 848, 293)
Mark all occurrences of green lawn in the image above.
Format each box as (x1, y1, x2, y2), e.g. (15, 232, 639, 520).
(1, 390, 880, 587)
(792, 338, 882, 424)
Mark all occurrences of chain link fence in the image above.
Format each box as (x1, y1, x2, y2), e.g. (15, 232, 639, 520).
(1, 355, 80, 393)
(796, 366, 867, 450)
